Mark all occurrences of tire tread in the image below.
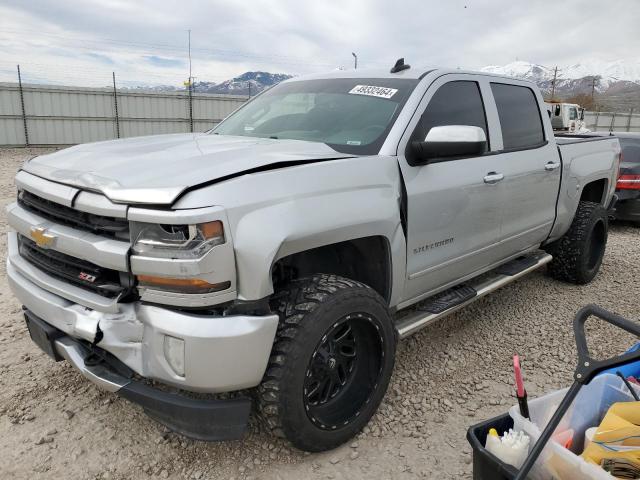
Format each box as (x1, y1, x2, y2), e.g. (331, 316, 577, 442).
(545, 200, 608, 284)
(256, 274, 392, 449)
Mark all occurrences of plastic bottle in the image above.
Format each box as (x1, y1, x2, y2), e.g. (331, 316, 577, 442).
(485, 428, 530, 469)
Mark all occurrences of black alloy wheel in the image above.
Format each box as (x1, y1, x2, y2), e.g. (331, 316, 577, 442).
(303, 313, 384, 430)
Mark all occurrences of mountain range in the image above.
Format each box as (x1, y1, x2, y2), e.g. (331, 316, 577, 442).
(481, 60, 640, 111)
(126, 60, 639, 112)
(121, 71, 293, 96)
(191, 71, 293, 96)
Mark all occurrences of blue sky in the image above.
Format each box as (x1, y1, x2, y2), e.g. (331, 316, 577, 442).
(0, 0, 638, 87)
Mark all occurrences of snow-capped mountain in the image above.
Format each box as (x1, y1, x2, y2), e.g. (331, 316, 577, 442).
(482, 61, 555, 83)
(193, 71, 293, 95)
(481, 60, 640, 110)
(482, 59, 640, 84)
(118, 71, 292, 95)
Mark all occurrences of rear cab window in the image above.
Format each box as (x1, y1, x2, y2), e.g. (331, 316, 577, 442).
(491, 83, 546, 150)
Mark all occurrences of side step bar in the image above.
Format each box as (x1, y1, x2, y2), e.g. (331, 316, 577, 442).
(395, 251, 552, 339)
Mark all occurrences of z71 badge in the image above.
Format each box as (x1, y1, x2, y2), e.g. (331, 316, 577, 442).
(78, 272, 97, 283)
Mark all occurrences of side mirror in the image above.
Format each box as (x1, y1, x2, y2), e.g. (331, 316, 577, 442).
(409, 125, 487, 165)
(580, 108, 585, 121)
(554, 104, 561, 116)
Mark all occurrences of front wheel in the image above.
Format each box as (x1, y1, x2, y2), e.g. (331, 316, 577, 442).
(545, 200, 608, 284)
(257, 274, 396, 452)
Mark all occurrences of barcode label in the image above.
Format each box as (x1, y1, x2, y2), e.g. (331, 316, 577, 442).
(348, 85, 398, 99)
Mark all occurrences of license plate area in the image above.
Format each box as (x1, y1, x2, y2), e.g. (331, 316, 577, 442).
(24, 310, 63, 361)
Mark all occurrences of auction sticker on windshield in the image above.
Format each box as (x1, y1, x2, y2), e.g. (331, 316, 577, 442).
(349, 85, 398, 99)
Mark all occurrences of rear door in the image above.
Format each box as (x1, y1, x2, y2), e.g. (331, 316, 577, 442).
(486, 81, 561, 254)
(397, 75, 507, 304)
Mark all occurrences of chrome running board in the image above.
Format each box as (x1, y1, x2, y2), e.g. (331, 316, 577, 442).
(395, 251, 553, 339)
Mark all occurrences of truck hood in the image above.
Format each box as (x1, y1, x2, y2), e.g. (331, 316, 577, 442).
(22, 133, 355, 205)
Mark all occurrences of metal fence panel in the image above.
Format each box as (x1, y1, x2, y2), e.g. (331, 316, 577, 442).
(0, 117, 24, 145)
(118, 92, 188, 120)
(28, 118, 117, 145)
(0, 87, 22, 115)
(0, 82, 248, 146)
(120, 119, 191, 138)
(585, 111, 640, 133)
(193, 95, 245, 122)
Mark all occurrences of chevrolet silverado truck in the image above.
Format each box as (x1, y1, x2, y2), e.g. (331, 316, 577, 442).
(7, 60, 621, 452)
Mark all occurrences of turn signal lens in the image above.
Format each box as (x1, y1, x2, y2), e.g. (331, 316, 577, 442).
(137, 275, 231, 294)
(200, 221, 224, 239)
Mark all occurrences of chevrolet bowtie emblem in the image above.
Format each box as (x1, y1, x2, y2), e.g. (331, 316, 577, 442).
(30, 227, 56, 248)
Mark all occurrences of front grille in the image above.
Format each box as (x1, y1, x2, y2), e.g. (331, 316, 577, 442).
(18, 235, 125, 298)
(18, 190, 128, 239)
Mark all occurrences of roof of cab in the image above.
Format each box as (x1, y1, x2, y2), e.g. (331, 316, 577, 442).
(281, 66, 536, 84)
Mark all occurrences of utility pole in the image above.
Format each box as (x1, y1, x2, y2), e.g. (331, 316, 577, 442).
(188, 29, 192, 84)
(550, 66, 558, 101)
(352, 52, 358, 70)
(16, 65, 29, 146)
(112, 72, 120, 139)
(187, 29, 193, 133)
(590, 76, 596, 107)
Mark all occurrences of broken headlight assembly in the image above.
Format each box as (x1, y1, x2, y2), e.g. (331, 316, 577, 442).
(131, 221, 225, 259)
(131, 221, 230, 294)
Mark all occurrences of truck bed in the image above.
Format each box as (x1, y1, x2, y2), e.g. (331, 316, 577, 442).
(554, 133, 617, 145)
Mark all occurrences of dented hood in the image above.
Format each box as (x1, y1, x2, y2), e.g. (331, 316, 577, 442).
(22, 133, 354, 205)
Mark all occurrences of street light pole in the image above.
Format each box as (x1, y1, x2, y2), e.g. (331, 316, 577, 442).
(352, 52, 358, 70)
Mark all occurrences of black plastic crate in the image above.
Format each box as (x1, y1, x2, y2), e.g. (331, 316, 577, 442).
(466, 413, 518, 480)
(467, 305, 640, 480)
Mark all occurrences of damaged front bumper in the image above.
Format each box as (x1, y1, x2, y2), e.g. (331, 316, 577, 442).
(8, 226, 281, 440)
(24, 310, 251, 440)
(7, 230, 279, 393)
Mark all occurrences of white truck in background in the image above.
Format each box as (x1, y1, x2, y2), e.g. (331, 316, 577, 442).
(546, 101, 588, 132)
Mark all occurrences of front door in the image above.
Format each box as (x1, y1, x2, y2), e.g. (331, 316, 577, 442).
(398, 77, 507, 304)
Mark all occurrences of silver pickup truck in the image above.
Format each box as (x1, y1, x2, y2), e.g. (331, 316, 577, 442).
(7, 60, 621, 452)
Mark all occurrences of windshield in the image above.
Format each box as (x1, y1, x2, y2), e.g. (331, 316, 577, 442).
(211, 77, 419, 155)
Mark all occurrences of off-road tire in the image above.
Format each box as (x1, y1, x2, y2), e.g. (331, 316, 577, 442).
(256, 274, 396, 452)
(545, 200, 608, 284)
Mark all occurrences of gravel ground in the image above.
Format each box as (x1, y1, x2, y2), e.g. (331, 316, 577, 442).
(0, 147, 638, 480)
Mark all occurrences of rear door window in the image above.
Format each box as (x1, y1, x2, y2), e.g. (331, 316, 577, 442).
(491, 83, 545, 150)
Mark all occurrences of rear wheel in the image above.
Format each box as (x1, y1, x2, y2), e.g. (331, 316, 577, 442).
(545, 200, 608, 284)
(257, 274, 396, 452)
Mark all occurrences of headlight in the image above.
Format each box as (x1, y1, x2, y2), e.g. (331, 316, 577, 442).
(131, 221, 225, 259)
